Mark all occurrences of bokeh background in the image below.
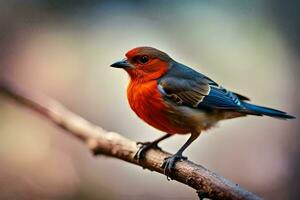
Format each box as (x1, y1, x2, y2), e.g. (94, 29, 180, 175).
(0, 1, 299, 199)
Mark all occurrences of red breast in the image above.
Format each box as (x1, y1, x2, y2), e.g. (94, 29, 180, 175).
(127, 79, 186, 134)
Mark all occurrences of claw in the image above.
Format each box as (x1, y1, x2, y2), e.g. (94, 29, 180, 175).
(134, 141, 160, 163)
(161, 154, 187, 179)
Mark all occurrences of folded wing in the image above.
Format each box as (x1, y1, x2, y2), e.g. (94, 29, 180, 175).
(158, 62, 245, 111)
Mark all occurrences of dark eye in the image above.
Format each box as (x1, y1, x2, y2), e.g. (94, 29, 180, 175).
(139, 55, 149, 64)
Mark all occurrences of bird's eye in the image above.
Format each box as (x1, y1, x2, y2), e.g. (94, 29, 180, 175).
(139, 55, 149, 64)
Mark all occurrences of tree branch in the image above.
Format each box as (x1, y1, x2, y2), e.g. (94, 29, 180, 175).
(0, 79, 263, 200)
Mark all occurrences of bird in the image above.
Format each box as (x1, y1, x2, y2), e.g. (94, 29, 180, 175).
(110, 46, 295, 176)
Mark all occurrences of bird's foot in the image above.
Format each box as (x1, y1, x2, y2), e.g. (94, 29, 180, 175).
(134, 141, 161, 162)
(161, 154, 187, 179)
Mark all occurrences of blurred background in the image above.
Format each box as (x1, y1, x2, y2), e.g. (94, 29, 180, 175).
(0, 1, 299, 199)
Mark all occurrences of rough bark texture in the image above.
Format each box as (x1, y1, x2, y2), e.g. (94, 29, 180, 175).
(0, 79, 263, 200)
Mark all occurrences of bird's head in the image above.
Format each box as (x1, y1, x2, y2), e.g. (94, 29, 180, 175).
(111, 47, 173, 81)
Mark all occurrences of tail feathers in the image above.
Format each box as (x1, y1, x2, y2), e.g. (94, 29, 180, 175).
(241, 102, 295, 120)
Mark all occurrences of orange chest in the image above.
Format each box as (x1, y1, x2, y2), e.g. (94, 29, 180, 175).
(127, 80, 177, 133)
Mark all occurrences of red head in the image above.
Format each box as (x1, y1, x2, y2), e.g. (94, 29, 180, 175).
(111, 47, 173, 81)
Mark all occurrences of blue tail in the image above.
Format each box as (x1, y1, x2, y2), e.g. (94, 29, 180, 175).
(241, 102, 295, 120)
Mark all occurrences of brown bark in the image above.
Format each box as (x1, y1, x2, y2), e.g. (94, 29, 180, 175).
(0, 79, 263, 200)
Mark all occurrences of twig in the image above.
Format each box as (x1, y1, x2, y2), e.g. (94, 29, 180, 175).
(0, 79, 263, 200)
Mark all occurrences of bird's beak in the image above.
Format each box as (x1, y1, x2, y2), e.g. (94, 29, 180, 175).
(110, 59, 133, 69)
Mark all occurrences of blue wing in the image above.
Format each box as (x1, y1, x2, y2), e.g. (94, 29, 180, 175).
(198, 85, 243, 110)
(158, 61, 295, 119)
(159, 61, 245, 110)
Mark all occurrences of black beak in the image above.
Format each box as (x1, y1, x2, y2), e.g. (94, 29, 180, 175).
(110, 59, 132, 68)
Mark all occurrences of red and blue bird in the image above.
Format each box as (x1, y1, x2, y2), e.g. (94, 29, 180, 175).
(111, 47, 295, 175)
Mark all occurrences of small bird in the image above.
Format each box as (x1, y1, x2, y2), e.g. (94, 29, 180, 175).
(110, 47, 295, 175)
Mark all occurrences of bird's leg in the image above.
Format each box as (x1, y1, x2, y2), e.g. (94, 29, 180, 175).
(134, 134, 172, 162)
(161, 132, 200, 178)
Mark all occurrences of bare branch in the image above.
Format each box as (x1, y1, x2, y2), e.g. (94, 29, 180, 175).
(0, 79, 263, 200)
